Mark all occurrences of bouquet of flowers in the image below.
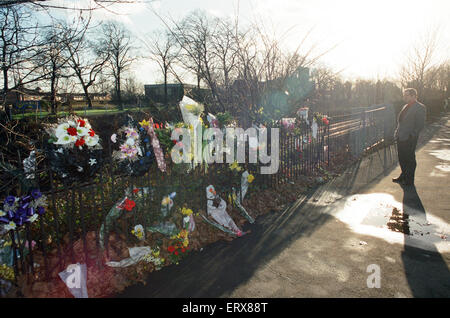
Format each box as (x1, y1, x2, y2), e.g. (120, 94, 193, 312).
(43, 115, 103, 183)
(111, 116, 154, 176)
(0, 189, 47, 231)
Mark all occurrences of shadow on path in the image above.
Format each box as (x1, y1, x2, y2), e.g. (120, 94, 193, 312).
(400, 184, 450, 297)
(117, 117, 448, 298)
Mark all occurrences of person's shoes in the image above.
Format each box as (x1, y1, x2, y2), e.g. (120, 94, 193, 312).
(392, 176, 404, 183)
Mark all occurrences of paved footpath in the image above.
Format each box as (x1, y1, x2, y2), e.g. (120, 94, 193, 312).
(119, 115, 450, 298)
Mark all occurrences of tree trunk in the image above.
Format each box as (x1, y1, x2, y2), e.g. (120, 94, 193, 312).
(117, 73, 123, 111)
(82, 85, 93, 110)
(50, 69, 57, 114)
(164, 69, 168, 107)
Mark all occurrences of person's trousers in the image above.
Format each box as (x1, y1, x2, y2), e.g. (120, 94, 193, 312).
(396, 135, 419, 183)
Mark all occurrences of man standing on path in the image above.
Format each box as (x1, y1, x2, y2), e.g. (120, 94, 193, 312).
(392, 88, 426, 186)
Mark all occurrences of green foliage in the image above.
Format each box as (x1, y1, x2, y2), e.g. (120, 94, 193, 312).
(215, 111, 233, 127)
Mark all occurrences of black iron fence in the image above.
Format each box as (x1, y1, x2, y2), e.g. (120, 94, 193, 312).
(0, 104, 395, 286)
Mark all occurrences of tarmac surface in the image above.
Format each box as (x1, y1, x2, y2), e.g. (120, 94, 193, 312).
(118, 114, 450, 298)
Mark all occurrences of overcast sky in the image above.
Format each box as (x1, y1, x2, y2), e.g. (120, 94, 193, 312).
(41, 0, 450, 86)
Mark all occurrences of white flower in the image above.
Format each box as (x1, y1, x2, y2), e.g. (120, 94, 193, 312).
(111, 134, 117, 143)
(55, 123, 70, 138)
(28, 214, 38, 223)
(132, 224, 145, 240)
(86, 135, 99, 147)
(88, 158, 97, 166)
(5, 221, 16, 231)
(56, 148, 64, 154)
(0, 210, 5, 217)
(126, 137, 135, 146)
(67, 120, 76, 126)
(54, 134, 72, 145)
(183, 216, 190, 224)
(76, 126, 89, 137)
(77, 166, 83, 172)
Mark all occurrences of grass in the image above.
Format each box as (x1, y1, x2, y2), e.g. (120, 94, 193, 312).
(12, 105, 148, 120)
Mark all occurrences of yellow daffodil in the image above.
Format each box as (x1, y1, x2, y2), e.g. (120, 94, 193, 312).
(229, 161, 242, 172)
(139, 119, 150, 127)
(247, 174, 255, 183)
(162, 196, 171, 206)
(181, 207, 193, 216)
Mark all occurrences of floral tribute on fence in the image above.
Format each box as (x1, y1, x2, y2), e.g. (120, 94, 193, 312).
(0, 189, 47, 231)
(111, 116, 155, 176)
(43, 116, 103, 183)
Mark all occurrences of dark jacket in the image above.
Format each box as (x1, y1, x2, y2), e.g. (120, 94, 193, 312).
(394, 101, 426, 141)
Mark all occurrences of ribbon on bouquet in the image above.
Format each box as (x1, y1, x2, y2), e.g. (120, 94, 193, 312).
(142, 117, 166, 172)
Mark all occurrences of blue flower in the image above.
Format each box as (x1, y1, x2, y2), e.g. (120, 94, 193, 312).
(139, 127, 144, 131)
(144, 138, 149, 143)
(140, 159, 144, 165)
(31, 189, 42, 200)
(4, 196, 16, 206)
(146, 151, 151, 157)
(37, 206, 45, 216)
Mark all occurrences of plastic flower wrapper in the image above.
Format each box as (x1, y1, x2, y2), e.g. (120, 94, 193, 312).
(111, 115, 154, 177)
(160, 192, 176, 219)
(205, 185, 242, 236)
(23, 150, 36, 180)
(230, 171, 255, 224)
(181, 207, 195, 232)
(131, 224, 145, 241)
(43, 115, 103, 183)
(206, 113, 219, 128)
(140, 117, 166, 173)
(311, 117, 318, 139)
(179, 96, 204, 127)
(147, 192, 178, 237)
(105, 245, 165, 270)
(99, 187, 151, 250)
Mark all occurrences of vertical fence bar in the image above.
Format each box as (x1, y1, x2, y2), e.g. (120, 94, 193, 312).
(9, 231, 19, 281)
(48, 169, 62, 273)
(78, 190, 89, 265)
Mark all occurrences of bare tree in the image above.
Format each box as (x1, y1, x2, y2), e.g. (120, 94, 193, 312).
(0, 5, 44, 105)
(62, 16, 111, 110)
(399, 29, 442, 98)
(0, 0, 140, 11)
(143, 30, 179, 106)
(101, 21, 135, 110)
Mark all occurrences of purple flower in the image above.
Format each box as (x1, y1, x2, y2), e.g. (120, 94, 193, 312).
(37, 206, 45, 216)
(7, 210, 14, 219)
(26, 207, 35, 216)
(4, 195, 16, 206)
(31, 189, 42, 200)
(0, 217, 9, 224)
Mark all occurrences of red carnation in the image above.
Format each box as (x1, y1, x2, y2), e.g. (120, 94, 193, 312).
(174, 251, 179, 256)
(88, 129, 95, 137)
(123, 198, 135, 211)
(168, 246, 175, 253)
(67, 127, 77, 136)
(77, 119, 86, 127)
(181, 248, 186, 253)
(75, 137, 85, 147)
(132, 188, 139, 194)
